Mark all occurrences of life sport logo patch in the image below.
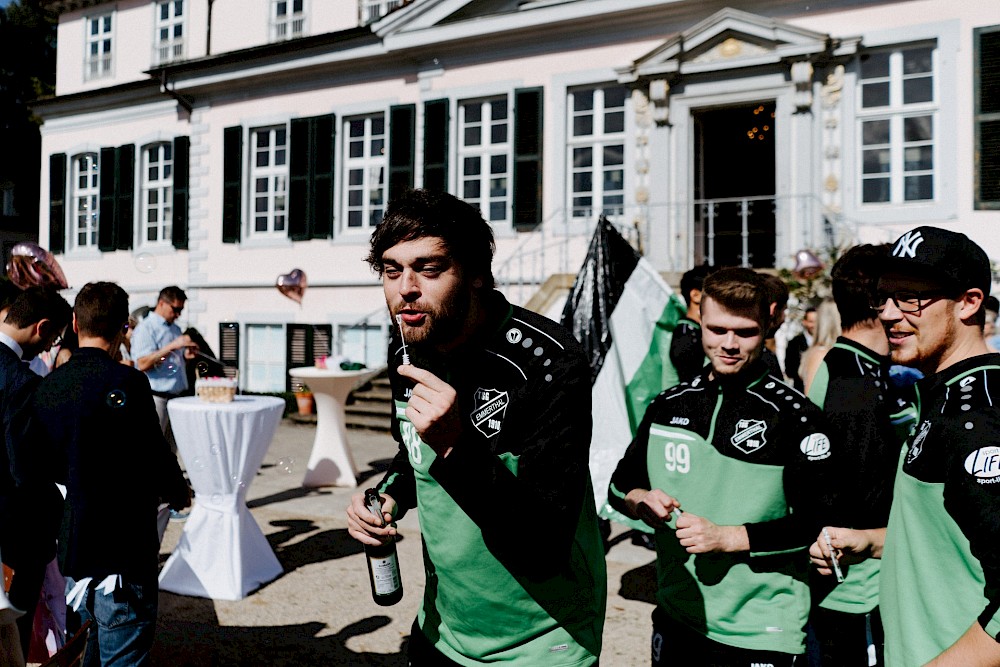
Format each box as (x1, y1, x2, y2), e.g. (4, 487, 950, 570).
(800, 433, 831, 461)
(965, 446, 1000, 484)
(731, 419, 767, 454)
(471, 388, 509, 438)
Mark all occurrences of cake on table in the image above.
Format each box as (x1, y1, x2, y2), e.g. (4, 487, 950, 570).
(195, 376, 237, 403)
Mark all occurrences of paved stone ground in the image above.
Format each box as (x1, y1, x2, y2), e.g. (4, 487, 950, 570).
(151, 420, 657, 666)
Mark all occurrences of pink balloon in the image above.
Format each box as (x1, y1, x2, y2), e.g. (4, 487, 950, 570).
(276, 268, 307, 304)
(6, 242, 69, 290)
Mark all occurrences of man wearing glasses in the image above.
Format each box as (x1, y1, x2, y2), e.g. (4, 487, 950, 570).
(812, 227, 1000, 665)
(130, 286, 198, 456)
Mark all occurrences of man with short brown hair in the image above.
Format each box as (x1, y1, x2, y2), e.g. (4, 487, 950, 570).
(610, 267, 837, 665)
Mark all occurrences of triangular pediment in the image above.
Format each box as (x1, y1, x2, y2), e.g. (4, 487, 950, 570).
(622, 7, 832, 79)
(372, 0, 518, 36)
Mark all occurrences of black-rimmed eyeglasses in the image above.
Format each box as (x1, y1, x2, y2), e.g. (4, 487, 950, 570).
(870, 290, 950, 314)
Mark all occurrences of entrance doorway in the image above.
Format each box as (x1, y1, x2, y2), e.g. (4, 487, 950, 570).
(693, 101, 776, 267)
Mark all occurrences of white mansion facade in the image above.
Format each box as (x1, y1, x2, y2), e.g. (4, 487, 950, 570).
(34, 0, 1000, 389)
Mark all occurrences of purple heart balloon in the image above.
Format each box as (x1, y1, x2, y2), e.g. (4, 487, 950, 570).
(276, 268, 307, 304)
(6, 242, 69, 290)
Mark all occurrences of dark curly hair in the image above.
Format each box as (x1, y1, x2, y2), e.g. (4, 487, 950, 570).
(366, 189, 496, 289)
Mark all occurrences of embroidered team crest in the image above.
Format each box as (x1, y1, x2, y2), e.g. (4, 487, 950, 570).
(731, 419, 767, 454)
(471, 388, 509, 438)
(907, 420, 931, 463)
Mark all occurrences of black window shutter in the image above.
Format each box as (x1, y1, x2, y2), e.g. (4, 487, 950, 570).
(285, 323, 332, 390)
(98, 147, 116, 250)
(289, 117, 310, 241)
(48, 153, 66, 254)
(423, 99, 449, 193)
(172, 136, 190, 249)
(513, 87, 543, 229)
(115, 144, 135, 251)
(312, 114, 335, 239)
(222, 126, 243, 243)
(289, 114, 335, 240)
(977, 28, 1000, 207)
(388, 104, 416, 204)
(218, 322, 240, 381)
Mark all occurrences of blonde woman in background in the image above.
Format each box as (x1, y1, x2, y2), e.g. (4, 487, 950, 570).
(800, 298, 842, 394)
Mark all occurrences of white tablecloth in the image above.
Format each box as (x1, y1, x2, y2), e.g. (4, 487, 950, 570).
(158, 396, 285, 600)
(288, 367, 381, 487)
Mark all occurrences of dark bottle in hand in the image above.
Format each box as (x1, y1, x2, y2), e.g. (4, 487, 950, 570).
(364, 488, 403, 606)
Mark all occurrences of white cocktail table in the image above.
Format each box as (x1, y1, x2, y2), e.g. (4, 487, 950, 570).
(288, 366, 381, 487)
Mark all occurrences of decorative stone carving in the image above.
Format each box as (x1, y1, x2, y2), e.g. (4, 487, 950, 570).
(648, 79, 670, 126)
(791, 60, 814, 111)
(821, 65, 844, 109)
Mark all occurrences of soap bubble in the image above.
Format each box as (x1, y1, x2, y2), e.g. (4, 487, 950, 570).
(211, 493, 222, 505)
(276, 457, 295, 474)
(196, 361, 210, 377)
(106, 390, 127, 408)
(190, 456, 205, 471)
(210, 444, 220, 456)
(231, 474, 246, 489)
(134, 253, 157, 273)
(157, 356, 181, 376)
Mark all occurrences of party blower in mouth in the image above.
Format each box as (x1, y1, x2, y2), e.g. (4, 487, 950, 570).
(395, 314, 411, 365)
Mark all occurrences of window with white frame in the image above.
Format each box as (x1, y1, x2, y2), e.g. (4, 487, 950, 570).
(71, 153, 99, 250)
(251, 126, 288, 236)
(343, 114, 386, 231)
(85, 13, 113, 80)
(244, 324, 285, 392)
(141, 143, 173, 245)
(567, 85, 627, 219)
(271, 0, 304, 41)
(338, 324, 387, 369)
(154, 0, 185, 65)
(459, 97, 511, 223)
(858, 45, 936, 204)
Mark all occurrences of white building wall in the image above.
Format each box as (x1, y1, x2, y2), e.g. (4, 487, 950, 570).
(36, 0, 1000, 384)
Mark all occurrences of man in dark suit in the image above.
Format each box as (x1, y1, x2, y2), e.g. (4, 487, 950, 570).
(785, 307, 816, 392)
(32, 282, 190, 666)
(0, 286, 72, 657)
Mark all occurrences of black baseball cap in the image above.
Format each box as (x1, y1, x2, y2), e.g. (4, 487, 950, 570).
(886, 226, 992, 297)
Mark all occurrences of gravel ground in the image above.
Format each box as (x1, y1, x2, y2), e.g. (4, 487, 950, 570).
(151, 420, 657, 666)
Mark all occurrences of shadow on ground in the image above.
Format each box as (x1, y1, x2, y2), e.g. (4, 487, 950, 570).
(151, 608, 407, 666)
(265, 519, 364, 572)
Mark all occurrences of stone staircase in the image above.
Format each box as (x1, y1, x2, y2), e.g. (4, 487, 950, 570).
(345, 371, 393, 432)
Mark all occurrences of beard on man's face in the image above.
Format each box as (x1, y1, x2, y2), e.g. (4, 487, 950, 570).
(391, 287, 472, 349)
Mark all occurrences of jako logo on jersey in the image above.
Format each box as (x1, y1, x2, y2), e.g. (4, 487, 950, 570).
(471, 387, 509, 438)
(893, 230, 924, 258)
(670, 416, 690, 425)
(800, 433, 831, 461)
(506, 328, 522, 344)
(960, 375, 976, 387)
(908, 420, 932, 463)
(731, 419, 767, 454)
(965, 446, 1000, 482)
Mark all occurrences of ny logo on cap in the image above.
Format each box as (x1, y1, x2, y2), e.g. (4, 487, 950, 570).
(893, 230, 924, 258)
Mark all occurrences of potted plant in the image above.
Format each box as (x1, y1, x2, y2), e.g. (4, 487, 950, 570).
(294, 385, 314, 415)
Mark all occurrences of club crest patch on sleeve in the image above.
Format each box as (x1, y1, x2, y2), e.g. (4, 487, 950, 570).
(731, 419, 767, 454)
(471, 388, 509, 437)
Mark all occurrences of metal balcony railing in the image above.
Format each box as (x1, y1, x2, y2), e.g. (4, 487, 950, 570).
(154, 39, 185, 65)
(85, 53, 112, 80)
(360, 0, 409, 25)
